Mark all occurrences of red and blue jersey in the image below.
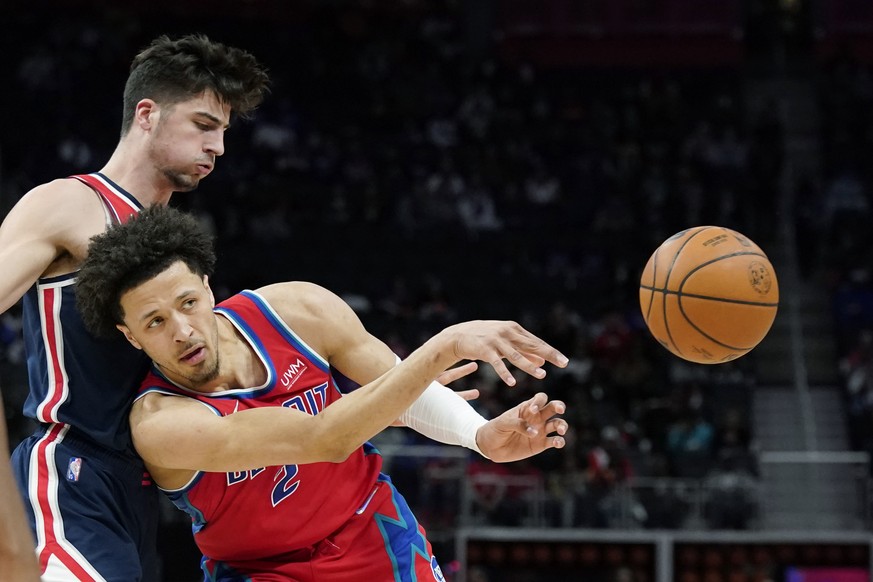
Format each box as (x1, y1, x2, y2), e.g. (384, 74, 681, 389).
(21, 173, 150, 453)
(135, 290, 384, 563)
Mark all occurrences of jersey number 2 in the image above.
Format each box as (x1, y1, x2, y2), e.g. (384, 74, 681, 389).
(272, 464, 300, 507)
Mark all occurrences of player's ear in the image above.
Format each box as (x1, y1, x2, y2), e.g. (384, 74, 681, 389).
(134, 99, 158, 131)
(203, 275, 215, 308)
(117, 325, 143, 350)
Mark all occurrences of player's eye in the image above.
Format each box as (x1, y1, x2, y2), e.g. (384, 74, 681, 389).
(183, 299, 196, 309)
(147, 318, 163, 329)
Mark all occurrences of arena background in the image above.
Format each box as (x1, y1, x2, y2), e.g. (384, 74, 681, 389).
(3, 1, 873, 580)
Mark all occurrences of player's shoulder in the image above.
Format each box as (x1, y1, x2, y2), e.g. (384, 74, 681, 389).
(256, 281, 336, 309)
(3, 177, 104, 237)
(254, 281, 347, 323)
(26, 176, 96, 197)
(18, 177, 102, 213)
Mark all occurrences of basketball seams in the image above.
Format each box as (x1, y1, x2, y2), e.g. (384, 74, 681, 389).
(639, 226, 778, 364)
(659, 226, 712, 358)
(676, 305, 755, 352)
(643, 248, 659, 321)
(676, 246, 776, 353)
(676, 250, 771, 290)
(639, 286, 779, 307)
(675, 250, 776, 305)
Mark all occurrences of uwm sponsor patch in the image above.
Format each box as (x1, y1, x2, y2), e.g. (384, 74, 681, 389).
(280, 358, 307, 390)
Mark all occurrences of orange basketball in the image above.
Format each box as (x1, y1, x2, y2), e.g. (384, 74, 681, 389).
(639, 226, 779, 364)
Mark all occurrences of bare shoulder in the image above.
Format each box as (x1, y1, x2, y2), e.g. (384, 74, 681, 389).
(18, 178, 103, 213)
(0, 178, 107, 282)
(254, 282, 355, 353)
(6, 178, 106, 242)
(256, 281, 342, 319)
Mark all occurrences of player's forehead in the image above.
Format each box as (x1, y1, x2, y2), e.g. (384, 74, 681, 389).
(168, 90, 231, 125)
(121, 262, 205, 320)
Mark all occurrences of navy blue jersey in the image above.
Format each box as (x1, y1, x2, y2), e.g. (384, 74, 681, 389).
(20, 173, 150, 453)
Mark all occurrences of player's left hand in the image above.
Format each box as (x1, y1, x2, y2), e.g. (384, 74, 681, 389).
(474, 392, 567, 463)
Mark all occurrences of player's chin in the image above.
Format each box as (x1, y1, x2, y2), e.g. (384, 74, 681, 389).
(179, 178, 201, 192)
(167, 173, 201, 192)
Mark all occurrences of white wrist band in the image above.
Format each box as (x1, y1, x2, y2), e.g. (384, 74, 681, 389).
(395, 356, 489, 457)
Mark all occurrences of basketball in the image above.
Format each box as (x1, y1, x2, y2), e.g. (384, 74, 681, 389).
(639, 226, 779, 364)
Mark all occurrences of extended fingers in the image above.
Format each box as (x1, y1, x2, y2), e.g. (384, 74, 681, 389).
(512, 326, 569, 369)
(520, 395, 568, 445)
(520, 354, 546, 368)
(436, 362, 479, 386)
(535, 399, 566, 419)
(489, 356, 520, 386)
(520, 392, 549, 416)
(547, 434, 566, 449)
(508, 416, 567, 449)
(455, 388, 481, 402)
(506, 349, 546, 380)
(455, 320, 569, 385)
(519, 394, 564, 420)
(489, 341, 545, 386)
(545, 417, 569, 437)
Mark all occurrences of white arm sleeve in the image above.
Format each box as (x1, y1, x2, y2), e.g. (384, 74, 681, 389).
(395, 358, 490, 457)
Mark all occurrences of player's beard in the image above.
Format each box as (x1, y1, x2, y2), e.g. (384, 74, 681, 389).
(155, 340, 221, 390)
(191, 350, 221, 385)
(183, 316, 222, 387)
(162, 167, 200, 192)
(158, 344, 220, 388)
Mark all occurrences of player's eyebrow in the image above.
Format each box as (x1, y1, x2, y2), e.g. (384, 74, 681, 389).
(194, 111, 230, 130)
(137, 290, 198, 323)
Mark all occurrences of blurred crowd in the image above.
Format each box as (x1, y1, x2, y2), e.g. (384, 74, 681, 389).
(819, 46, 873, 471)
(0, 2, 782, 564)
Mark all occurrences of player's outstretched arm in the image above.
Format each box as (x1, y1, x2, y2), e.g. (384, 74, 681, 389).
(271, 282, 569, 452)
(131, 305, 567, 475)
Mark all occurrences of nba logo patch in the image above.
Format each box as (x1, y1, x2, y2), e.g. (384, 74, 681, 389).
(430, 556, 445, 582)
(67, 457, 82, 482)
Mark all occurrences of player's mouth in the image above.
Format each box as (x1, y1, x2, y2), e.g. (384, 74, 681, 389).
(196, 163, 213, 176)
(179, 345, 207, 365)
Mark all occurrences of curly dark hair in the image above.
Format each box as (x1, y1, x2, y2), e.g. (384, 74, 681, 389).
(121, 33, 270, 135)
(76, 205, 216, 337)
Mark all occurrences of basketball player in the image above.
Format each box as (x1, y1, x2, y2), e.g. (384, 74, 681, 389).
(75, 205, 570, 581)
(0, 392, 40, 581)
(0, 34, 269, 580)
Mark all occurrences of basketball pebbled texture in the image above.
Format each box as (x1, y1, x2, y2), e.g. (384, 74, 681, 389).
(639, 226, 779, 364)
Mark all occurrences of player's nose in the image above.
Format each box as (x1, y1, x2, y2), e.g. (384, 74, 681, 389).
(205, 132, 225, 156)
(171, 314, 195, 342)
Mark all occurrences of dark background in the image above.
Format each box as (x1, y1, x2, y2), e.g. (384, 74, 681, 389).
(3, 1, 873, 580)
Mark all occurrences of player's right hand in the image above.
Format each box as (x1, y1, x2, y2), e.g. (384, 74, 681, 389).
(445, 320, 569, 386)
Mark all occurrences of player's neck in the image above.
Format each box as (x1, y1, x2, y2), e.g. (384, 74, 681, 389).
(99, 143, 175, 207)
(218, 315, 268, 391)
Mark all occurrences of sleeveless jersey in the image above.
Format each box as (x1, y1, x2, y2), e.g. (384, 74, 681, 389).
(135, 290, 383, 563)
(21, 173, 151, 453)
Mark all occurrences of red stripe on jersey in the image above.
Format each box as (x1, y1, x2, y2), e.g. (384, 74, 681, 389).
(35, 424, 63, 573)
(34, 425, 99, 581)
(37, 287, 66, 422)
(71, 174, 139, 224)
